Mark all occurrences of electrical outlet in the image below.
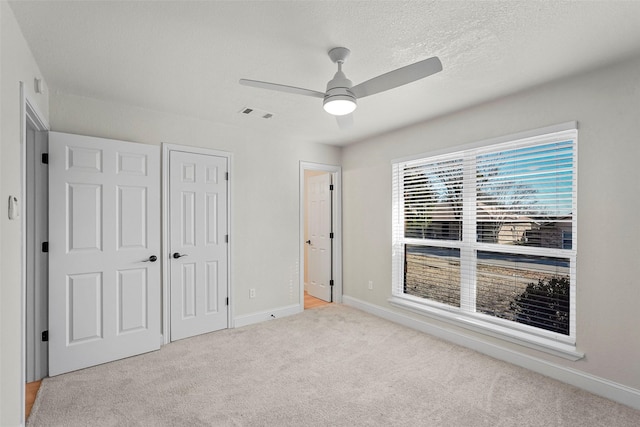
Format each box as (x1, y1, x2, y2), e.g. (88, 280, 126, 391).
(368, 280, 373, 290)
(250, 288, 256, 298)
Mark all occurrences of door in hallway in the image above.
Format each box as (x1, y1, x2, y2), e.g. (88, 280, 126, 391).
(306, 172, 332, 302)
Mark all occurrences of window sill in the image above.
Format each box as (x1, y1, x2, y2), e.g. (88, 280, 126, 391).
(388, 296, 584, 361)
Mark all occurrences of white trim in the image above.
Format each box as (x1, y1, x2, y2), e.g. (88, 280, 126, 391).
(25, 96, 50, 131)
(299, 162, 343, 307)
(20, 83, 27, 427)
(388, 296, 581, 359)
(234, 304, 301, 328)
(392, 121, 578, 164)
(161, 143, 234, 343)
(343, 295, 640, 411)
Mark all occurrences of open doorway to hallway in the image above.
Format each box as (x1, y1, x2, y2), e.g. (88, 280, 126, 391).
(299, 162, 342, 310)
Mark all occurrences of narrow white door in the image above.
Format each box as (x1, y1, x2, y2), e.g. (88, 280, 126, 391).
(169, 150, 228, 341)
(306, 173, 332, 302)
(48, 132, 161, 376)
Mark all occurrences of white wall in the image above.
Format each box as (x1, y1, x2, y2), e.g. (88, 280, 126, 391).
(342, 55, 640, 392)
(0, 2, 49, 425)
(49, 93, 341, 318)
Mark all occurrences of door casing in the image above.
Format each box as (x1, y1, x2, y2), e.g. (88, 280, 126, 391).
(299, 162, 342, 309)
(162, 143, 233, 343)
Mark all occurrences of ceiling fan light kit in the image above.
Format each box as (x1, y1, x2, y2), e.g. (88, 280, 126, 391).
(323, 95, 357, 116)
(239, 46, 442, 127)
(323, 89, 357, 116)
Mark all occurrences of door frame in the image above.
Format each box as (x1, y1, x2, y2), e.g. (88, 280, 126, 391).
(161, 143, 233, 344)
(299, 162, 342, 307)
(20, 83, 50, 425)
(24, 100, 49, 382)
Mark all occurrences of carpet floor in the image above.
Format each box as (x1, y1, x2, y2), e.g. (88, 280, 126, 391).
(28, 304, 640, 426)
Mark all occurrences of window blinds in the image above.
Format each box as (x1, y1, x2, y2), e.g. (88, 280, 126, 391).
(393, 128, 577, 338)
(476, 140, 574, 249)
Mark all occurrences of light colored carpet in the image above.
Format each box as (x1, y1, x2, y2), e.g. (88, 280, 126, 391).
(29, 304, 640, 426)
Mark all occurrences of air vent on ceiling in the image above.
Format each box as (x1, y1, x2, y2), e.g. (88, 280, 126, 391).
(238, 107, 274, 119)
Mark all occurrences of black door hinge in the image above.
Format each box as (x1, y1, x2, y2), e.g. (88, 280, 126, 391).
(41, 153, 49, 164)
(41, 242, 49, 253)
(41, 331, 48, 342)
(225, 172, 229, 181)
(329, 279, 334, 287)
(226, 297, 229, 306)
(225, 235, 229, 243)
(329, 232, 334, 239)
(329, 184, 334, 191)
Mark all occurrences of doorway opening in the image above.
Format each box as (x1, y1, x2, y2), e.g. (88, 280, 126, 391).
(21, 87, 50, 424)
(299, 162, 342, 310)
(24, 101, 49, 382)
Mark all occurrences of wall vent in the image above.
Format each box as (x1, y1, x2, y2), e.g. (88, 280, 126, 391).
(238, 107, 274, 119)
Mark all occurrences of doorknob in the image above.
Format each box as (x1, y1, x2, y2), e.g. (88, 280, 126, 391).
(173, 252, 188, 259)
(143, 255, 158, 262)
(305, 240, 311, 245)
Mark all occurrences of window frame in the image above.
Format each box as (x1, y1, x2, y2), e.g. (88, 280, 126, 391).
(391, 123, 581, 360)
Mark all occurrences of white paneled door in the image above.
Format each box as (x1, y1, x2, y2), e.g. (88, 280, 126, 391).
(306, 173, 332, 302)
(169, 150, 228, 341)
(48, 132, 161, 376)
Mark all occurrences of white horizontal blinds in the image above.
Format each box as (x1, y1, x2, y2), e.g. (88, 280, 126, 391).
(473, 134, 576, 336)
(402, 156, 463, 241)
(475, 252, 571, 334)
(404, 245, 461, 308)
(476, 139, 575, 249)
(391, 163, 406, 296)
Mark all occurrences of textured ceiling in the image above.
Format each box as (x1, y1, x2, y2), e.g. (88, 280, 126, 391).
(9, 1, 640, 146)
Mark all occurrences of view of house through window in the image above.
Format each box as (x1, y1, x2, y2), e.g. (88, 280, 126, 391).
(393, 128, 577, 340)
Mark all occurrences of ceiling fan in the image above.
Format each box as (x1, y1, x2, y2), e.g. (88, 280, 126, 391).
(239, 47, 442, 129)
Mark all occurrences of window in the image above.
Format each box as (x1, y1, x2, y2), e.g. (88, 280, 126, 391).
(392, 127, 577, 350)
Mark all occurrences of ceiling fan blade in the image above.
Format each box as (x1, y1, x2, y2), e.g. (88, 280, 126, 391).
(351, 56, 442, 99)
(239, 79, 325, 99)
(336, 113, 354, 130)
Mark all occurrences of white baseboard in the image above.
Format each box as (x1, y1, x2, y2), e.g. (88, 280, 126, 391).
(234, 304, 302, 328)
(343, 295, 640, 411)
